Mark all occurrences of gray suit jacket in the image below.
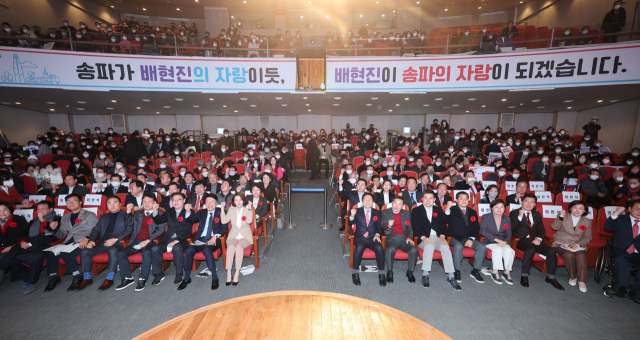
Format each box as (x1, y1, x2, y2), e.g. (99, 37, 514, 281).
(129, 210, 166, 242)
(479, 213, 512, 244)
(55, 209, 99, 244)
(580, 178, 608, 197)
(380, 208, 413, 239)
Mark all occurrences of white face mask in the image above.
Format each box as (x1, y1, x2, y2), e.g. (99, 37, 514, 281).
(582, 30, 588, 35)
(96, 173, 105, 178)
(633, 152, 639, 157)
(614, 5, 620, 9)
(387, 171, 393, 176)
(348, 178, 356, 184)
(595, 143, 601, 147)
(542, 157, 549, 162)
(617, 177, 624, 182)
(138, 163, 146, 167)
(115, 164, 122, 169)
(522, 151, 529, 156)
(160, 164, 167, 168)
(627, 160, 634, 165)
(230, 171, 237, 176)
(3, 180, 14, 187)
(512, 174, 520, 179)
(346, 169, 353, 175)
(537, 150, 544, 155)
(111, 181, 120, 187)
(498, 171, 506, 177)
(590, 163, 599, 168)
(434, 138, 440, 142)
(83, 153, 89, 158)
(590, 175, 599, 181)
(435, 162, 441, 166)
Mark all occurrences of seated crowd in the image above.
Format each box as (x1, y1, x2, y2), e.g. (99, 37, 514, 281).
(0, 117, 638, 303)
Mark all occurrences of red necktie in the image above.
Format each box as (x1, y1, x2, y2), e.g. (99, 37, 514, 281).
(628, 220, 639, 254)
(526, 212, 534, 240)
(365, 210, 370, 227)
(440, 197, 444, 206)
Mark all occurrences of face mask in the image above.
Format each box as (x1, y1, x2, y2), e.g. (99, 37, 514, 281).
(471, 138, 475, 141)
(111, 181, 120, 187)
(522, 151, 529, 156)
(111, 38, 116, 42)
(565, 31, 571, 36)
(590, 175, 599, 181)
(348, 178, 356, 184)
(482, 138, 487, 142)
(595, 143, 601, 147)
(541, 137, 547, 141)
(454, 136, 460, 140)
(482, 29, 487, 33)
(555, 149, 562, 153)
(488, 192, 498, 199)
(386, 171, 393, 176)
(542, 157, 549, 162)
(590, 163, 599, 168)
(603, 159, 611, 164)
(537, 150, 544, 155)
(633, 152, 639, 157)
(627, 160, 634, 165)
(259, 155, 265, 159)
(531, 141, 537, 146)
(435, 138, 440, 142)
(465, 32, 469, 36)
(448, 148, 454, 153)
(115, 164, 123, 169)
(614, 5, 620, 9)
(435, 162, 441, 166)
(498, 171, 506, 177)
(121, 37, 127, 41)
(584, 138, 590, 141)
(346, 169, 353, 175)
(579, 158, 586, 164)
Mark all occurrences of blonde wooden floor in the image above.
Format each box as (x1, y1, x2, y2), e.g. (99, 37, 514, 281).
(133, 290, 451, 340)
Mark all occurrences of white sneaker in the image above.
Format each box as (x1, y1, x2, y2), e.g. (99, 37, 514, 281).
(480, 267, 492, 276)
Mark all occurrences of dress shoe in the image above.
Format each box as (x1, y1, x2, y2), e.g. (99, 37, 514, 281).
(378, 274, 386, 286)
(352, 273, 361, 286)
(135, 279, 147, 292)
(174, 274, 183, 284)
(611, 283, 628, 297)
(470, 271, 485, 283)
(177, 279, 191, 290)
(226, 280, 232, 286)
(421, 275, 430, 288)
(447, 278, 462, 291)
(454, 271, 462, 283)
(338, 226, 345, 231)
(520, 276, 529, 288)
(151, 273, 165, 285)
(75, 279, 93, 291)
(232, 280, 239, 286)
(406, 270, 416, 283)
(211, 279, 219, 290)
(545, 277, 564, 290)
(24, 283, 37, 295)
(386, 270, 394, 283)
(67, 277, 83, 291)
(116, 278, 135, 290)
(98, 279, 114, 291)
(628, 290, 640, 304)
(44, 277, 61, 292)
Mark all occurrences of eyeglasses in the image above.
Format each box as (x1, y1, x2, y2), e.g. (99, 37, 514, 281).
(65, 200, 79, 203)
(107, 201, 120, 205)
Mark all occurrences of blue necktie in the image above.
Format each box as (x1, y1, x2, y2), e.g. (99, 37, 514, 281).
(411, 192, 416, 205)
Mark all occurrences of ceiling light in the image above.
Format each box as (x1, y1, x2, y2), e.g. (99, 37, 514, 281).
(563, 100, 573, 103)
(105, 107, 113, 110)
(49, 109, 55, 111)
(156, 112, 160, 114)
(531, 99, 541, 102)
(366, 104, 373, 106)
(508, 106, 516, 108)
(334, 97, 341, 100)
(376, 1, 379, 3)
(14, 102, 20, 104)
(110, 5, 114, 8)
(371, 97, 378, 100)
(303, 97, 307, 99)
(482, 105, 486, 107)
(223, 105, 227, 107)
(231, 16, 234, 18)
(520, 1, 523, 3)
(163, 106, 170, 108)
(175, 98, 183, 101)
(382, 14, 385, 17)
(111, 100, 117, 102)
(466, 111, 469, 113)
(404, 98, 409, 100)
(282, 104, 288, 106)
(300, 16, 303, 18)
(308, 109, 311, 112)
(416, 1, 420, 3)
(501, 99, 507, 101)
(468, 98, 476, 101)
(610, 99, 619, 102)
(333, 104, 340, 106)
(326, 16, 329, 18)
(452, 104, 459, 107)
(193, 105, 200, 108)
(389, 109, 392, 112)
(209, 98, 214, 101)
(177, 8, 180, 10)
(46, 101, 56, 104)
(537, 106, 545, 109)
(445, 9, 448, 11)
(423, 104, 429, 107)
(77, 101, 86, 104)
(234, 110, 238, 112)
(360, 15, 363, 17)
(142, 99, 151, 102)
(275, 97, 283, 100)
(435, 98, 443, 101)
(567, 107, 572, 109)
(76, 108, 84, 110)
(306, 104, 309, 106)
(1, 102, 10, 105)
(478, 6, 482, 9)
(597, 100, 603, 103)
(396, 104, 400, 106)
(143, 8, 146, 10)
(136, 107, 141, 109)
(250, 104, 257, 107)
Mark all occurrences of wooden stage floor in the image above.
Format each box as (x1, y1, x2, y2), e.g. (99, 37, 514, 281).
(133, 290, 451, 340)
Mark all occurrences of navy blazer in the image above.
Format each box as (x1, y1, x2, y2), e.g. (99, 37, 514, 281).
(509, 209, 545, 241)
(351, 207, 382, 242)
(102, 185, 128, 199)
(479, 213, 512, 244)
(152, 207, 193, 245)
(340, 188, 366, 208)
(185, 208, 228, 242)
(448, 205, 480, 242)
(410, 204, 450, 244)
(604, 215, 640, 256)
(88, 210, 133, 242)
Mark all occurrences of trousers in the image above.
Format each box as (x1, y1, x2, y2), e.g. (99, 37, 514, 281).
(117, 239, 155, 280)
(184, 243, 222, 280)
(418, 235, 454, 274)
(80, 242, 123, 274)
(226, 238, 251, 270)
(45, 247, 82, 275)
(384, 234, 418, 271)
(516, 238, 557, 275)
(485, 243, 515, 271)
(151, 239, 185, 276)
(450, 238, 486, 271)
(553, 247, 588, 283)
(9, 249, 45, 284)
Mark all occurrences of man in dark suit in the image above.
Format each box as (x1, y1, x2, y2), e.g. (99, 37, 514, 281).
(306, 136, 321, 180)
(349, 193, 386, 286)
(411, 190, 459, 290)
(135, 173, 154, 193)
(454, 170, 483, 197)
(401, 177, 421, 208)
(531, 155, 551, 182)
(205, 172, 222, 195)
(511, 147, 532, 172)
(434, 183, 452, 209)
(604, 203, 640, 301)
(186, 180, 207, 211)
(159, 183, 179, 211)
(448, 192, 486, 284)
(380, 197, 417, 284)
(339, 178, 368, 209)
(101, 174, 129, 199)
(124, 180, 145, 209)
(180, 194, 228, 290)
(49, 174, 88, 199)
(76, 196, 133, 291)
(509, 194, 563, 290)
(114, 194, 166, 291)
(150, 135, 170, 155)
(416, 173, 433, 194)
(150, 192, 193, 285)
(605, 170, 626, 197)
(506, 180, 528, 205)
(411, 157, 427, 174)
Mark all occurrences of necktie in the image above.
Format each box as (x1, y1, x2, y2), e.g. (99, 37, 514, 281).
(440, 196, 444, 206)
(423, 184, 427, 191)
(628, 220, 639, 254)
(526, 212, 534, 239)
(204, 213, 214, 240)
(411, 192, 416, 205)
(365, 210, 370, 227)
(462, 208, 466, 215)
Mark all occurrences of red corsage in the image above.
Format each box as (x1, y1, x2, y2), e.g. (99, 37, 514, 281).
(470, 216, 476, 222)
(258, 201, 263, 206)
(579, 225, 587, 231)
(28, 201, 35, 205)
(373, 216, 378, 221)
(242, 216, 247, 221)
(75, 219, 81, 223)
(200, 200, 204, 205)
(433, 212, 438, 217)
(147, 219, 153, 225)
(9, 222, 17, 227)
(503, 224, 509, 229)
(214, 217, 220, 223)
(10, 192, 14, 197)
(178, 217, 184, 222)
(405, 221, 410, 226)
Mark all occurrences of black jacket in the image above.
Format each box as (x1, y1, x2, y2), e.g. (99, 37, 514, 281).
(0, 215, 29, 248)
(509, 209, 545, 241)
(185, 208, 228, 242)
(151, 207, 194, 247)
(447, 205, 480, 242)
(604, 214, 640, 256)
(411, 204, 450, 244)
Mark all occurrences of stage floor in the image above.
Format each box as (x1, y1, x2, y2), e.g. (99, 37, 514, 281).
(133, 290, 450, 340)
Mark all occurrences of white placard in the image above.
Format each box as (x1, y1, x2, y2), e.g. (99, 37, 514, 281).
(121, 182, 130, 188)
(14, 209, 34, 222)
(343, 143, 352, 148)
(332, 143, 340, 149)
(28, 195, 47, 204)
(83, 194, 103, 206)
(57, 195, 67, 207)
(477, 203, 491, 216)
(541, 205, 562, 219)
(507, 191, 515, 196)
(504, 181, 517, 191)
(391, 179, 398, 185)
(482, 181, 497, 189)
(587, 206, 594, 220)
(54, 208, 65, 217)
(510, 204, 522, 211)
(248, 144, 256, 150)
(562, 191, 580, 202)
(91, 183, 105, 193)
(604, 206, 622, 218)
(295, 144, 303, 149)
(534, 191, 553, 203)
(470, 166, 495, 182)
(84, 207, 99, 215)
(529, 181, 545, 191)
(245, 190, 251, 196)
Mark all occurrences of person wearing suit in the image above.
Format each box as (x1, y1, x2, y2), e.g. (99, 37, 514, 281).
(247, 186, 269, 230)
(101, 174, 130, 199)
(510, 194, 563, 290)
(434, 183, 453, 209)
(411, 190, 460, 290)
(340, 178, 369, 232)
(511, 148, 531, 171)
(454, 170, 484, 197)
(150, 192, 194, 285)
(180, 194, 229, 290)
(124, 180, 145, 209)
(373, 179, 396, 207)
(448, 191, 486, 284)
(380, 197, 417, 284)
(220, 193, 254, 286)
(401, 178, 421, 208)
(76, 196, 133, 291)
(49, 174, 89, 199)
(531, 155, 551, 182)
(580, 169, 611, 210)
(8, 201, 61, 294)
(158, 182, 179, 211)
(604, 202, 640, 302)
(186, 180, 207, 212)
(67, 157, 92, 184)
(349, 193, 386, 286)
(135, 174, 154, 194)
(0, 202, 30, 288)
(114, 194, 166, 292)
(479, 199, 515, 284)
(550, 201, 592, 293)
(205, 172, 222, 195)
(506, 181, 528, 205)
(416, 173, 432, 194)
(42, 195, 98, 292)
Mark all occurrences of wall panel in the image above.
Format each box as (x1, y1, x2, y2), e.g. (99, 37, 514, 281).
(72, 115, 112, 133)
(202, 116, 238, 134)
(0, 106, 50, 144)
(514, 113, 555, 132)
(176, 115, 202, 132)
(299, 115, 332, 132)
(450, 113, 500, 131)
(48, 114, 71, 133)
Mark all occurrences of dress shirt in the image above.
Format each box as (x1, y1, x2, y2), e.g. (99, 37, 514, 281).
(518, 209, 540, 240)
(235, 207, 244, 240)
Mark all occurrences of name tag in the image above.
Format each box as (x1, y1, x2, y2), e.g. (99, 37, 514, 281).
(29, 195, 47, 204)
(83, 207, 98, 215)
(504, 181, 516, 191)
(586, 207, 594, 219)
(562, 191, 580, 202)
(510, 203, 522, 211)
(534, 191, 553, 203)
(14, 209, 34, 222)
(529, 181, 545, 191)
(84, 194, 103, 206)
(482, 181, 497, 189)
(57, 195, 67, 206)
(54, 208, 65, 217)
(542, 205, 562, 219)
(477, 203, 491, 216)
(295, 144, 303, 149)
(343, 143, 352, 148)
(91, 183, 103, 192)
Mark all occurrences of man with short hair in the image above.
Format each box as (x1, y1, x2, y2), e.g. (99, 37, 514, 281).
(187, 180, 207, 211)
(349, 193, 386, 286)
(434, 183, 452, 209)
(580, 169, 611, 210)
(448, 192, 486, 284)
(77, 196, 133, 291)
(510, 193, 563, 290)
(605, 203, 640, 302)
(401, 177, 420, 208)
(50, 173, 88, 199)
(115, 194, 166, 291)
(124, 180, 145, 208)
(380, 197, 417, 284)
(506, 181, 528, 205)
